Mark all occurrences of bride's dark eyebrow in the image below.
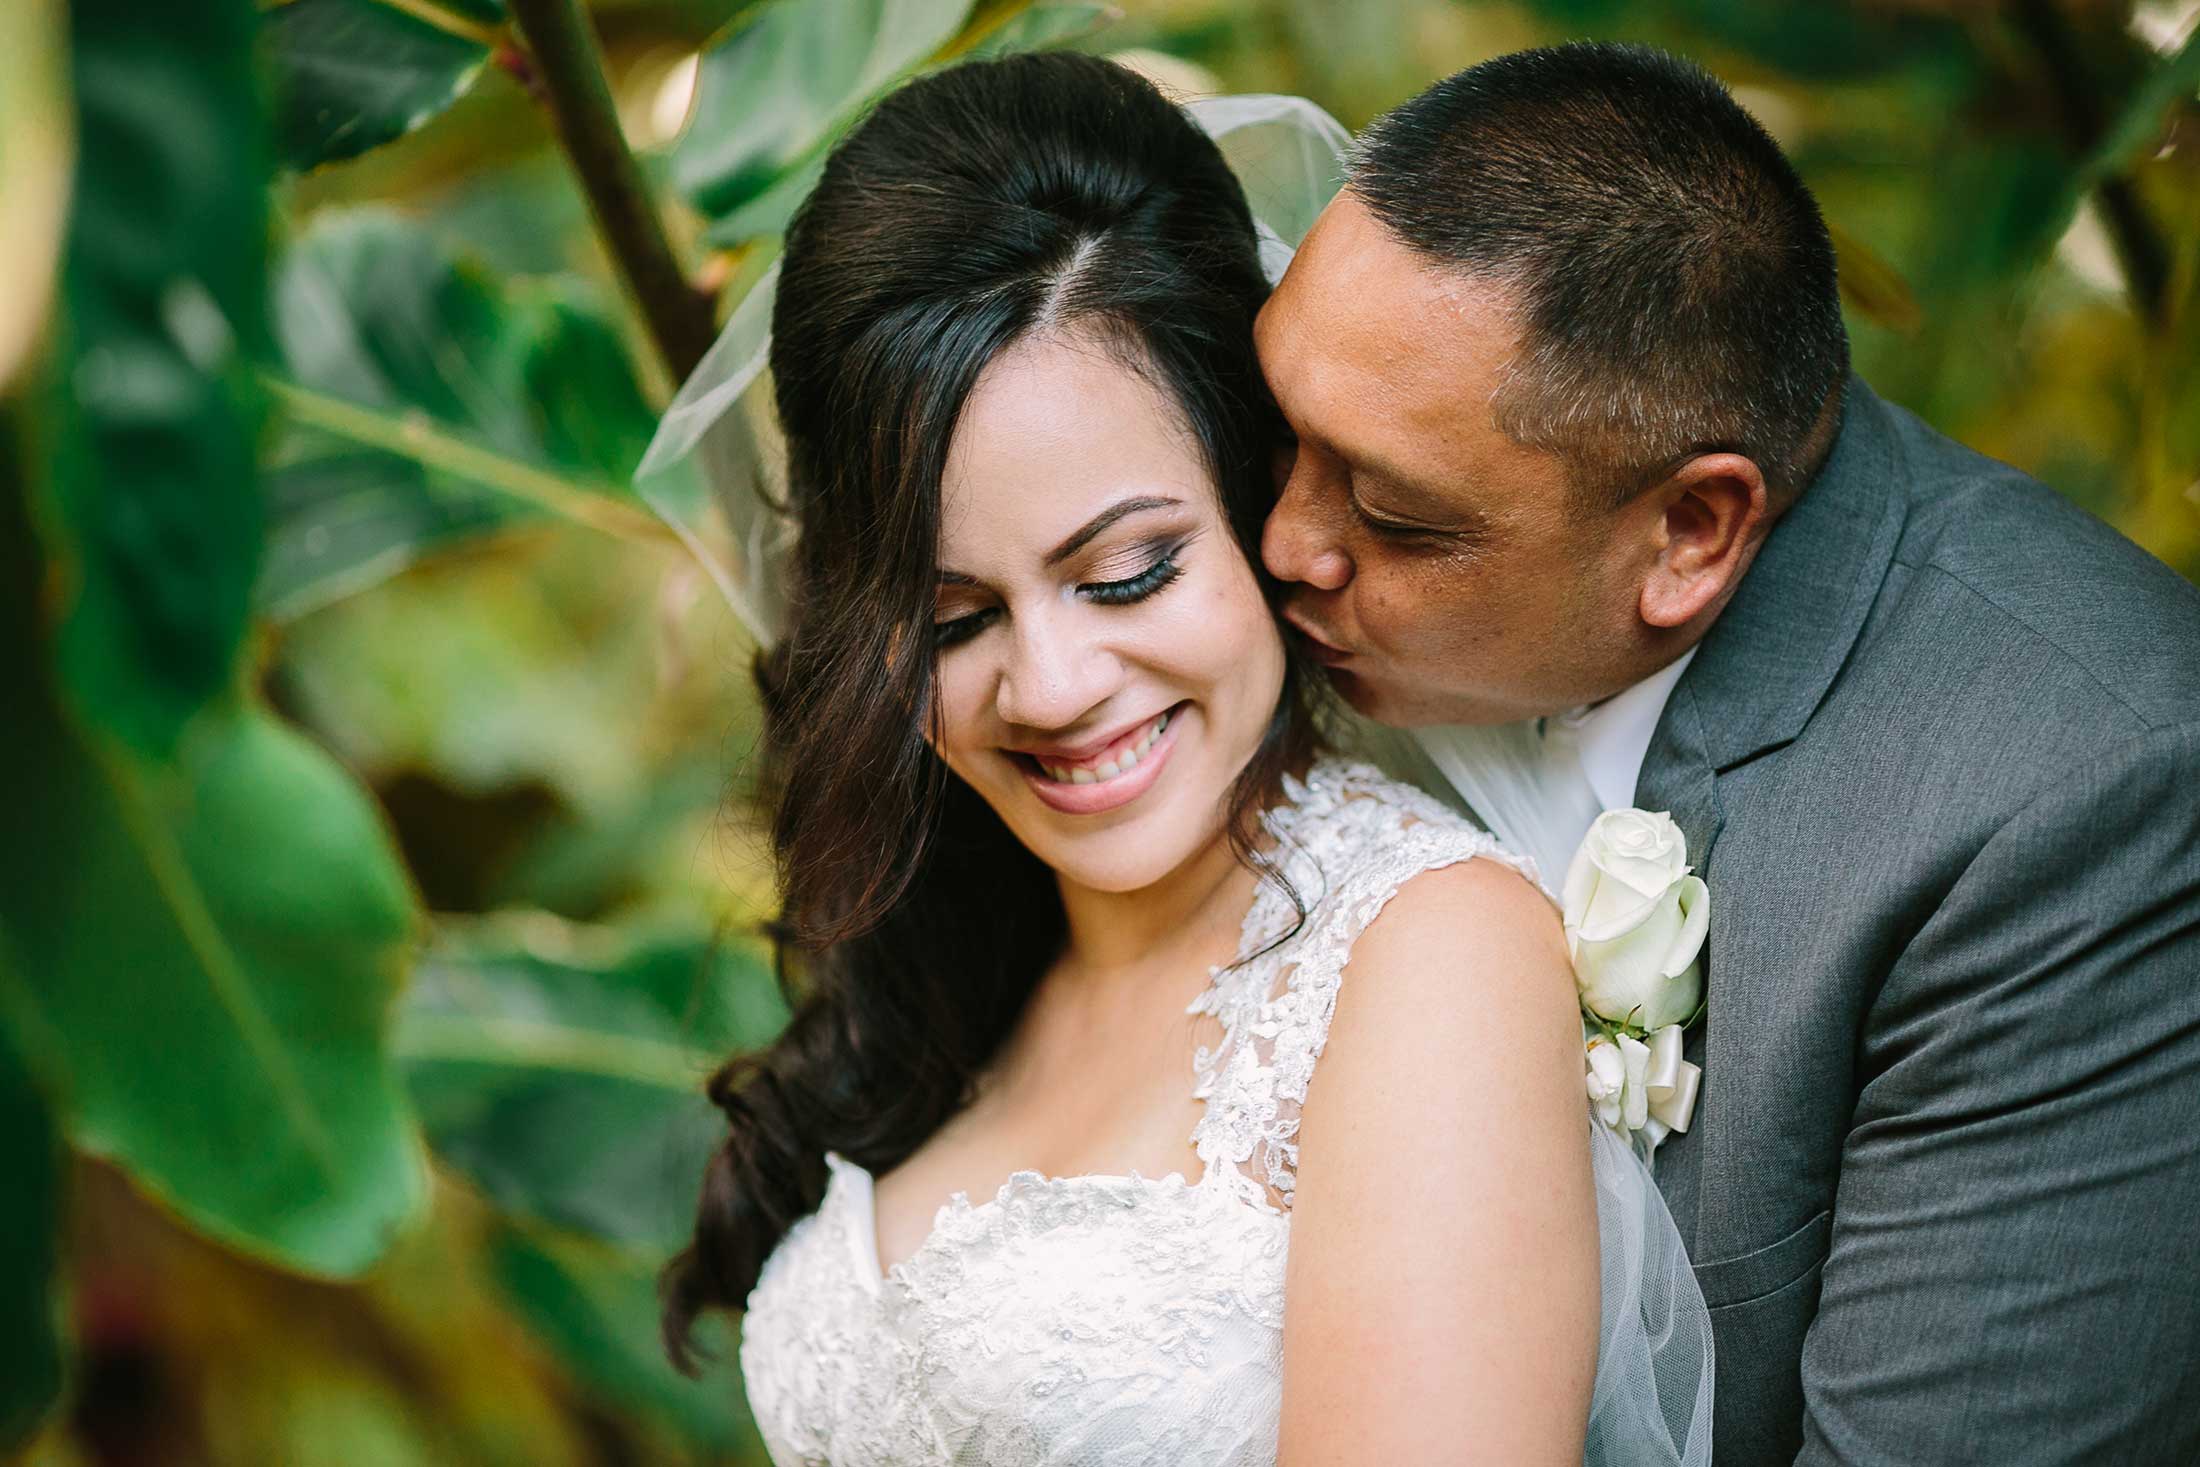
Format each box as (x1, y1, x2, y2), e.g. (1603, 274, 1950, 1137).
(936, 494, 1185, 586)
(1043, 495, 1183, 566)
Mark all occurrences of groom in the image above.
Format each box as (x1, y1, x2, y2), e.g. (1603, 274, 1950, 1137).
(1255, 41, 2200, 1464)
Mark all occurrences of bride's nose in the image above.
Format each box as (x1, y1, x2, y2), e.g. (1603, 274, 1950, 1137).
(993, 603, 1118, 732)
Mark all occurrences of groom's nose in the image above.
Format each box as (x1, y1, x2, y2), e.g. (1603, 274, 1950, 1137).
(1262, 474, 1354, 592)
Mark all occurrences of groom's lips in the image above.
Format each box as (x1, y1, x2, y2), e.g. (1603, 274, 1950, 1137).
(1285, 614, 1353, 666)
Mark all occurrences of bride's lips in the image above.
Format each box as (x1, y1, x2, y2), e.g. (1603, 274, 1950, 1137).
(1010, 703, 1186, 816)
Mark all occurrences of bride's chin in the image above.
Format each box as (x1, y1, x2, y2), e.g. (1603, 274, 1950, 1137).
(1032, 821, 1224, 897)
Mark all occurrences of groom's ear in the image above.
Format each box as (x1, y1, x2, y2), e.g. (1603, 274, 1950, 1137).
(1634, 452, 1769, 630)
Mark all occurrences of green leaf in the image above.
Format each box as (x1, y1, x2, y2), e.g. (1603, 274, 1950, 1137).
(263, 0, 501, 171)
(53, 0, 272, 759)
(257, 444, 523, 620)
(398, 914, 787, 1252)
(961, 1, 1119, 58)
(673, 0, 977, 237)
(490, 1224, 759, 1451)
(0, 680, 430, 1276)
(261, 210, 670, 620)
(2085, 26, 2200, 182)
(1521, 0, 1964, 80)
(0, 1000, 68, 1452)
(1828, 218, 1921, 335)
(16, 9, 426, 1290)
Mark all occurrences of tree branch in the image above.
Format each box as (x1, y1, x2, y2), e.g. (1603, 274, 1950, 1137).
(503, 0, 718, 383)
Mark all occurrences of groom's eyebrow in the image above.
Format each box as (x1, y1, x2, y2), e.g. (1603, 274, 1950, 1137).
(1043, 495, 1183, 566)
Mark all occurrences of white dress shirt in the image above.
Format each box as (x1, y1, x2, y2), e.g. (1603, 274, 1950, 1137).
(1395, 647, 1700, 894)
(1558, 645, 1699, 815)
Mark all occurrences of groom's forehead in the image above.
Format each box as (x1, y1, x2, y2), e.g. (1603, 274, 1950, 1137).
(1264, 204, 1520, 435)
(1273, 198, 1516, 360)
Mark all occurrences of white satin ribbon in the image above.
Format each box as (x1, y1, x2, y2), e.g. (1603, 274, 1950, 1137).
(1637, 1023, 1701, 1151)
(1590, 1022, 1702, 1156)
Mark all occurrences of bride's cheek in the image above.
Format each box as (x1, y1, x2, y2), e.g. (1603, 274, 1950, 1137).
(927, 661, 984, 765)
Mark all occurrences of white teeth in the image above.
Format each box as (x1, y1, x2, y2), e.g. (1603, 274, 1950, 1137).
(1030, 706, 1176, 785)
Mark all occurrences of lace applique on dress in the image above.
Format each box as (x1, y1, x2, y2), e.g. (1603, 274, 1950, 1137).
(736, 757, 1534, 1467)
(1189, 761, 1536, 1215)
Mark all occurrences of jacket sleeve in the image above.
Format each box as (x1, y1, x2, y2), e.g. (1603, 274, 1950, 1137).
(1795, 720, 2200, 1463)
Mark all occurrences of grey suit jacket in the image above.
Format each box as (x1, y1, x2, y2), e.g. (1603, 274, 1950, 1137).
(1637, 377, 2200, 1463)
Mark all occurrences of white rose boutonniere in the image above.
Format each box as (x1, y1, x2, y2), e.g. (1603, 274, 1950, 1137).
(1565, 809, 1707, 1155)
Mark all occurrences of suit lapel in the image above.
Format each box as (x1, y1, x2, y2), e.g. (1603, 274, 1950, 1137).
(1632, 376, 1910, 1247)
(1670, 377, 1911, 773)
(1631, 682, 1722, 1244)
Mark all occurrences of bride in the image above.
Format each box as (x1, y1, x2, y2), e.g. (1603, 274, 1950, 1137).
(654, 51, 1710, 1466)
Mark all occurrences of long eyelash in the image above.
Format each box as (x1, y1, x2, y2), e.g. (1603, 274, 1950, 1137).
(932, 547, 1185, 649)
(932, 607, 996, 648)
(1081, 552, 1183, 606)
(1350, 497, 1437, 541)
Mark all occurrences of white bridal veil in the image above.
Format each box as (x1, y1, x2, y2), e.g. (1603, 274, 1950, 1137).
(634, 86, 1713, 1466)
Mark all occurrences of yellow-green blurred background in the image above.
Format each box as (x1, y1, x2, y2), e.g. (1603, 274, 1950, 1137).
(3, 1, 2194, 1464)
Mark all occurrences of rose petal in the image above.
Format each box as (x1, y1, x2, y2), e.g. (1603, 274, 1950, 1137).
(1562, 836, 1601, 931)
(1577, 876, 1664, 943)
(1660, 875, 1710, 979)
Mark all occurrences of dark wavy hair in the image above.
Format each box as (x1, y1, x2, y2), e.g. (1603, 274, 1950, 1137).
(659, 51, 1322, 1373)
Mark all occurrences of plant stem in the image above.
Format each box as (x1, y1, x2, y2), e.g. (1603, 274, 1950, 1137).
(264, 378, 681, 546)
(502, 0, 718, 382)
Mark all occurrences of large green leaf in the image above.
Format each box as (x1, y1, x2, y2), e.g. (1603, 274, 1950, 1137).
(964, 0, 1118, 57)
(491, 1224, 758, 1451)
(264, 0, 503, 172)
(672, 7, 1115, 244)
(52, 0, 271, 760)
(6, 0, 431, 1281)
(261, 209, 672, 620)
(398, 914, 787, 1252)
(672, 0, 978, 239)
(0, 676, 431, 1276)
(0, 978, 67, 1452)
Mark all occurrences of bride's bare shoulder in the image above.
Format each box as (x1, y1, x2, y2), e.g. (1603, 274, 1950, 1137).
(1349, 851, 1568, 1000)
(1280, 785, 1598, 1461)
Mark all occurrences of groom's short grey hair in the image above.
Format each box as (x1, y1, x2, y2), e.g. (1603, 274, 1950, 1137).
(1348, 42, 1850, 504)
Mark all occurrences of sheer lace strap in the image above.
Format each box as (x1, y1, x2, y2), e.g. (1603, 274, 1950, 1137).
(1188, 759, 1541, 1213)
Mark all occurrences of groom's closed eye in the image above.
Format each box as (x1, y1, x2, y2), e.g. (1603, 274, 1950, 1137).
(1346, 476, 1482, 546)
(1348, 492, 1447, 540)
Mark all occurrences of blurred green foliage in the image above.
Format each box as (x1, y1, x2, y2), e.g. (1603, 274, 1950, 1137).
(3, 0, 2194, 1462)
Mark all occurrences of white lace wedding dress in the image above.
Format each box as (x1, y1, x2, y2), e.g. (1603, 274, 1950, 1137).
(736, 757, 1712, 1465)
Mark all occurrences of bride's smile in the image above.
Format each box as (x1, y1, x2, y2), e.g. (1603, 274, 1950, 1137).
(926, 325, 1289, 895)
(1007, 699, 1182, 812)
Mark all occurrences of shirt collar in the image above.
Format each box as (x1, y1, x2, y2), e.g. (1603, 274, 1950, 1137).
(1555, 646, 1699, 814)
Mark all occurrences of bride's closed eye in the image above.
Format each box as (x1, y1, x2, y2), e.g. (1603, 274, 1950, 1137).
(931, 535, 1193, 648)
(1080, 536, 1188, 606)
